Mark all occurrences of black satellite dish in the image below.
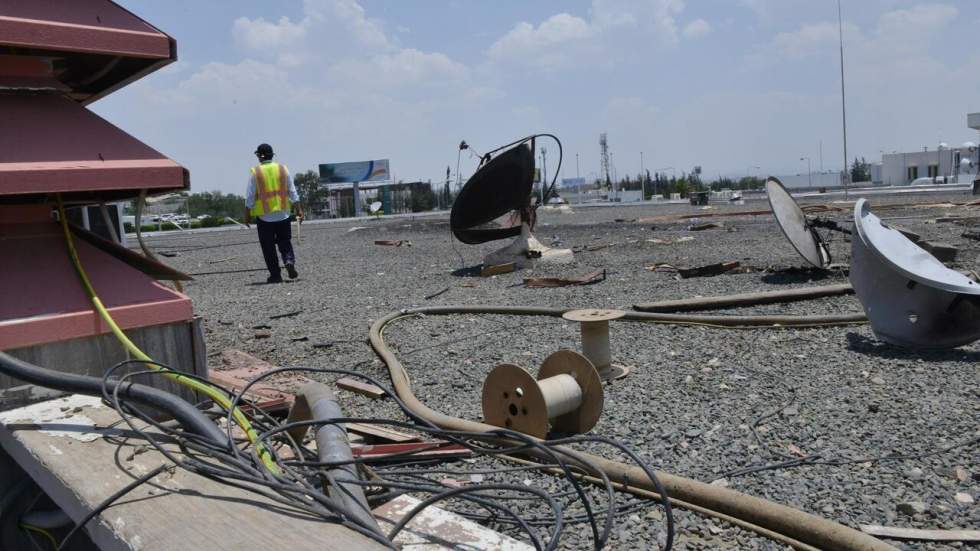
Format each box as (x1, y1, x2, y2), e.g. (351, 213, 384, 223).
(449, 134, 572, 269)
(451, 140, 537, 245)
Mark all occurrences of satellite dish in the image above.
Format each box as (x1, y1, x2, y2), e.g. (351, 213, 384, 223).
(369, 201, 383, 214)
(450, 135, 573, 269)
(451, 141, 535, 245)
(850, 198, 980, 348)
(766, 176, 831, 268)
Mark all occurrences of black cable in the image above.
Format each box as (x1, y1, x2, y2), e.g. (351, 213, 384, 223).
(0, 352, 227, 445)
(55, 464, 168, 551)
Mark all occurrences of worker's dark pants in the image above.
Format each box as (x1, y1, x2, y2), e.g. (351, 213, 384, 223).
(256, 218, 295, 280)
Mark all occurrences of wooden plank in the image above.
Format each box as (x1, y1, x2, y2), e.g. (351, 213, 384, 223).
(0, 395, 387, 551)
(352, 442, 472, 462)
(374, 494, 532, 550)
(860, 525, 980, 542)
(481, 262, 515, 277)
(336, 377, 386, 399)
(346, 423, 420, 444)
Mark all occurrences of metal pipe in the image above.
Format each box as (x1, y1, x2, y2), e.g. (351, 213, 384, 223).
(288, 383, 381, 537)
(369, 305, 894, 551)
(633, 283, 855, 313)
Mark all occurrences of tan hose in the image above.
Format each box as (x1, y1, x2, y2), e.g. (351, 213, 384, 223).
(634, 283, 855, 313)
(369, 306, 894, 551)
(135, 189, 183, 293)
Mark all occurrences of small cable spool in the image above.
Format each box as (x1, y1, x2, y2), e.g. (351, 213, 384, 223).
(562, 308, 630, 381)
(481, 350, 603, 438)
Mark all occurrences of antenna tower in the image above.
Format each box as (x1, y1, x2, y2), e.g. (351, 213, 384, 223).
(599, 132, 611, 188)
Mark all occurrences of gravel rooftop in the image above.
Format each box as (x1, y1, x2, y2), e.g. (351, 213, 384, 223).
(141, 190, 980, 550)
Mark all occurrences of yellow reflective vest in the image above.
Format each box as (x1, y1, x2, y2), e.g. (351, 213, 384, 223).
(250, 162, 292, 217)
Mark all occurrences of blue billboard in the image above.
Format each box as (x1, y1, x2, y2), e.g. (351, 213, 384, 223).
(319, 159, 390, 189)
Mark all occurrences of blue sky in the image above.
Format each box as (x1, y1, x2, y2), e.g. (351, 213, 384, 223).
(92, 0, 980, 195)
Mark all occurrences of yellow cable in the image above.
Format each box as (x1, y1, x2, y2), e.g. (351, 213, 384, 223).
(20, 523, 59, 550)
(56, 197, 278, 473)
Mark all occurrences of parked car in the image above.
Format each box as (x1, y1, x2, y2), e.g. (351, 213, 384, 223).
(909, 176, 946, 186)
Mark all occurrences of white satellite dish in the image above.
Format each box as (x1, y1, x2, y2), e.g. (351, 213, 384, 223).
(766, 177, 831, 268)
(850, 199, 980, 348)
(369, 201, 383, 215)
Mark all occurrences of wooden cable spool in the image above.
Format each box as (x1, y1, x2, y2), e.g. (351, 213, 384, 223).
(481, 350, 603, 438)
(562, 308, 630, 381)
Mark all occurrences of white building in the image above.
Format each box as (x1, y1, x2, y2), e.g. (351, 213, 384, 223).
(878, 145, 977, 186)
(877, 113, 980, 185)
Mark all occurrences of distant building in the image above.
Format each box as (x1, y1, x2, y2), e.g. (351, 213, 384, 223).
(877, 113, 980, 185)
(878, 145, 976, 186)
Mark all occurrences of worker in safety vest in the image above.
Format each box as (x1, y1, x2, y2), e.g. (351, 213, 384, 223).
(244, 143, 304, 283)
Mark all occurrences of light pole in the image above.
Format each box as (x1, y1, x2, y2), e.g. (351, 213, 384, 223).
(801, 157, 812, 188)
(541, 147, 548, 204)
(640, 151, 645, 199)
(575, 153, 580, 179)
(746, 165, 760, 178)
(838, 0, 849, 198)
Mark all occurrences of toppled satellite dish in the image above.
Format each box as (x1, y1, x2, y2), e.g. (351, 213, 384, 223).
(451, 143, 534, 245)
(850, 198, 980, 348)
(451, 135, 573, 268)
(369, 201, 383, 215)
(766, 177, 831, 268)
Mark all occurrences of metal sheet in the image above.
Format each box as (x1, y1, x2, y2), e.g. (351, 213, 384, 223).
(853, 199, 980, 294)
(766, 177, 828, 268)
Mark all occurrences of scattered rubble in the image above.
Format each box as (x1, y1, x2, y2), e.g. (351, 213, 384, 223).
(523, 269, 606, 288)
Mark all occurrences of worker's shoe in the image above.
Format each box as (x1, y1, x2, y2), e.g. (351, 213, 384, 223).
(286, 264, 298, 279)
(267, 276, 283, 284)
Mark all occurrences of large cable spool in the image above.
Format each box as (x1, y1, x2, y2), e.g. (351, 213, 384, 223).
(481, 350, 603, 438)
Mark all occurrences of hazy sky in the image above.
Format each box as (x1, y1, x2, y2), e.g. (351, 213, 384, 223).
(92, 0, 980, 195)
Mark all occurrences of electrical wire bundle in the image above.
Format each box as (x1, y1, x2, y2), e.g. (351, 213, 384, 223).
(71, 359, 676, 551)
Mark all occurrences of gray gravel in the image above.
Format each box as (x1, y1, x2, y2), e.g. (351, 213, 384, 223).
(144, 190, 980, 550)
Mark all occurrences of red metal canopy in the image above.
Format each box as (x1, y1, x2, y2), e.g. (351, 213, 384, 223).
(0, 94, 188, 202)
(0, 0, 175, 104)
